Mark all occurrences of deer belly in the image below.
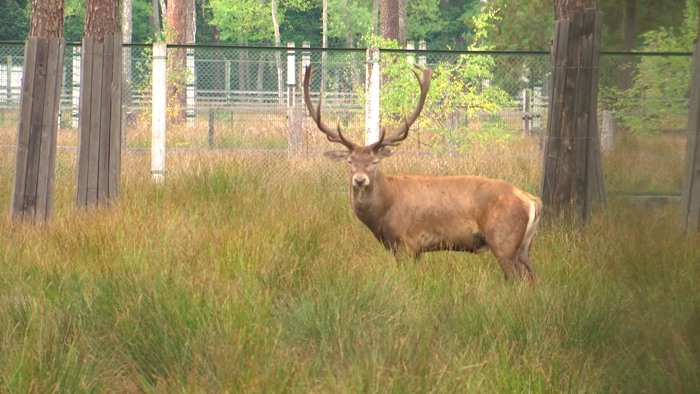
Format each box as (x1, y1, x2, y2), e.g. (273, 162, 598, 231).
(418, 232, 489, 253)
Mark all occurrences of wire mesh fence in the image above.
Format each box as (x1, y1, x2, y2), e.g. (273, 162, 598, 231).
(0, 42, 692, 195)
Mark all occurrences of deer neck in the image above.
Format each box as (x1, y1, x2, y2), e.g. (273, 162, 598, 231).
(350, 171, 394, 228)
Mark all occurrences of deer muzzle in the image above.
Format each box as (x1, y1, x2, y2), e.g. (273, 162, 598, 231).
(352, 173, 369, 187)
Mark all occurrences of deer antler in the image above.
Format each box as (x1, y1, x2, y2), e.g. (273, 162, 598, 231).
(303, 65, 358, 150)
(370, 65, 433, 150)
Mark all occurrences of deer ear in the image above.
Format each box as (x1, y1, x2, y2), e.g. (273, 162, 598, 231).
(377, 147, 393, 158)
(323, 150, 350, 161)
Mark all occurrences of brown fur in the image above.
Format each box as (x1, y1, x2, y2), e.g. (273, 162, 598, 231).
(304, 65, 542, 280)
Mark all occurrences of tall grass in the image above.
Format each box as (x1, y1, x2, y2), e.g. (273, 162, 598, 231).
(0, 135, 698, 393)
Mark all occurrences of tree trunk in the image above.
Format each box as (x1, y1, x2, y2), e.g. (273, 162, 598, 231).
(150, 0, 160, 34)
(272, 0, 283, 103)
(380, 0, 399, 41)
(541, 2, 606, 223)
(554, 0, 597, 20)
(29, 0, 64, 38)
(398, 0, 407, 46)
(372, 0, 380, 35)
(187, 0, 196, 43)
(11, 0, 65, 222)
(167, 0, 187, 125)
(618, 0, 636, 91)
(75, 0, 122, 208)
(84, 0, 118, 41)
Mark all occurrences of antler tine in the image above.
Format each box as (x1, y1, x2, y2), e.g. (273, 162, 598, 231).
(303, 65, 358, 150)
(378, 65, 433, 148)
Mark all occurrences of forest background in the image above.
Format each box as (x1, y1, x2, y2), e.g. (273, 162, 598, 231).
(0, 0, 692, 53)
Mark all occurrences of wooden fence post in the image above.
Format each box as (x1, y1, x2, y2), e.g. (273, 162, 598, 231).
(365, 48, 380, 145)
(10, 37, 65, 222)
(75, 35, 123, 207)
(540, 9, 607, 223)
(679, 38, 700, 231)
(151, 42, 167, 183)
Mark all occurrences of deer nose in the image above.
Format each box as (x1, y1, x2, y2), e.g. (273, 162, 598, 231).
(353, 174, 368, 187)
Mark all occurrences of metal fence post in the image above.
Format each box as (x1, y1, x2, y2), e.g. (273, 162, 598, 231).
(5, 55, 11, 101)
(365, 48, 380, 145)
(287, 42, 301, 155)
(187, 48, 195, 127)
(151, 42, 167, 183)
(72, 46, 80, 128)
(418, 40, 426, 66)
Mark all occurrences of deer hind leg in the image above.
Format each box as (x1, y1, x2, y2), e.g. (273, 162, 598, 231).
(516, 200, 540, 280)
(484, 201, 536, 281)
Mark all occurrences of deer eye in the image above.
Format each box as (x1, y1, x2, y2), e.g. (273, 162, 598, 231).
(372, 160, 380, 165)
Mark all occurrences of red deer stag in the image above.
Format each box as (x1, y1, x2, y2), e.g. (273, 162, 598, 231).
(303, 65, 542, 280)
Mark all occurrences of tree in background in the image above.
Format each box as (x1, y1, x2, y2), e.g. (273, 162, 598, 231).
(166, 0, 189, 125)
(616, 0, 697, 135)
(326, 0, 373, 48)
(0, 0, 30, 41)
(357, 12, 510, 153)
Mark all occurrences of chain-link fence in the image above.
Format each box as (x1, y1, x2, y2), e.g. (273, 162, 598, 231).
(0, 42, 692, 194)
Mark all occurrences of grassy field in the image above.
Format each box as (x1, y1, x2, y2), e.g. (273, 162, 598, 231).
(0, 134, 699, 393)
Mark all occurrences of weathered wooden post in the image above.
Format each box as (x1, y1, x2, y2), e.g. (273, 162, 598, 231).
(11, 0, 67, 222)
(75, 0, 122, 207)
(151, 42, 167, 183)
(679, 38, 700, 231)
(75, 34, 123, 207)
(10, 37, 66, 222)
(540, 8, 607, 223)
(365, 48, 380, 145)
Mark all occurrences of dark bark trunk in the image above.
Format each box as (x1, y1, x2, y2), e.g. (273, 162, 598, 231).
(398, 0, 407, 46)
(618, 0, 636, 91)
(380, 0, 399, 41)
(84, 0, 118, 41)
(167, 0, 188, 125)
(150, 0, 160, 34)
(29, 0, 64, 38)
(554, 0, 597, 20)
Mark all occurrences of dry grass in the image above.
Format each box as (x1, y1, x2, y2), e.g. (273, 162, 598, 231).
(0, 128, 697, 393)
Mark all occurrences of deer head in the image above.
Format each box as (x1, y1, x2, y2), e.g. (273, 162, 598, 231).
(303, 64, 432, 188)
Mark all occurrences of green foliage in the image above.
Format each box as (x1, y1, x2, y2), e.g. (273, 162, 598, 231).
(325, 0, 373, 45)
(482, 0, 552, 51)
(407, 0, 480, 49)
(0, 0, 29, 41)
(209, 0, 275, 43)
(357, 14, 511, 152)
(616, 0, 697, 134)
